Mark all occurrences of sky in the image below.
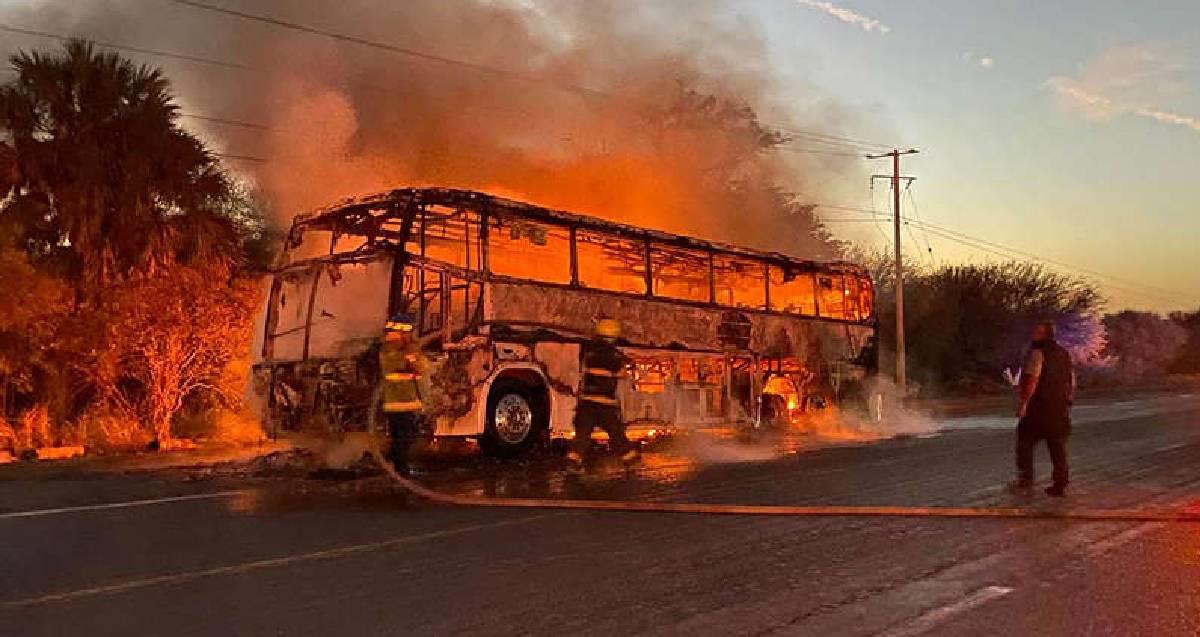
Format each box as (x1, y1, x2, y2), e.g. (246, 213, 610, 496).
(0, 0, 1197, 313)
(749, 0, 1200, 312)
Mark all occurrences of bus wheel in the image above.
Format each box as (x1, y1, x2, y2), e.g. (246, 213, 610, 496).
(481, 380, 547, 457)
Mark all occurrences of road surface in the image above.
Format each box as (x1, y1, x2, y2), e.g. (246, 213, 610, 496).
(2, 392, 1200, 636)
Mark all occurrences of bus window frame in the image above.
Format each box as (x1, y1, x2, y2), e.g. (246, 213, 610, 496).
(291, 194, 875, 331)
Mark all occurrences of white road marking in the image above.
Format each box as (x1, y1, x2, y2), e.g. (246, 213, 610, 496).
(3, 513, 557, 608)
(878, 585, 1014, 637)
(1086, 522, 1164, 556)
(0, 490, 247, 520)
(1154, 442, 1188, 453)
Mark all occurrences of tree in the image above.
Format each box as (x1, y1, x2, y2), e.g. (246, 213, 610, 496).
(0, 246, 70, 404)
(1168, 309, 1200, 374)
(67, 267, 259, 444)
(0, 40, 238, 288)
(0, 42, 272, 450)
(1102, 311, 1187, 380)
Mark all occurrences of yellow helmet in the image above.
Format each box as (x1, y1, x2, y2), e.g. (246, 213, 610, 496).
(384, 313, 415, 333)
(595, 317, 621, 339)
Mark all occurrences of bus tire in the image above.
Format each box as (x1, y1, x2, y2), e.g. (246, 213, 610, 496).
(481, 379, 547, 457)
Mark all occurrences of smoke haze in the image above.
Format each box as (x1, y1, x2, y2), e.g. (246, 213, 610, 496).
(1, 0, 872, 258)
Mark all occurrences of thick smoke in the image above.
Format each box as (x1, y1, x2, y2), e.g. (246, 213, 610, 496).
(2, 0, 869, 258)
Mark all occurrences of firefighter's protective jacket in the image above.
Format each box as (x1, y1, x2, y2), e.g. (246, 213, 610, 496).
(380, 339, 426, 413)
(579, 338, 627, 407)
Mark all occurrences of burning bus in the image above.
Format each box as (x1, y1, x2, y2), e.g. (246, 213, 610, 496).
(252, 188, 880, 456)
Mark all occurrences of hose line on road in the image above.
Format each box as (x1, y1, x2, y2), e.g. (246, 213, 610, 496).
(364, 436, 1200, 523)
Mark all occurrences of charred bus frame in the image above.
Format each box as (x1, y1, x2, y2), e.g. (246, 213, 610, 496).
(254, 188, 880, 455)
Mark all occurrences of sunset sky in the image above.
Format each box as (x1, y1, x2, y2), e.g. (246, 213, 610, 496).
(2, 0, 1197, 312)
(756, 0, 1200, 312)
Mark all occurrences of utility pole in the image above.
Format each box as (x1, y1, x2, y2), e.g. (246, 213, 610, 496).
(866, 148, 919, 393)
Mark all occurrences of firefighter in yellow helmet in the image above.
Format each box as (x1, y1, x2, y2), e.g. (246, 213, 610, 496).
(380, 313, 427, 474)
(568, 316, 638, 469)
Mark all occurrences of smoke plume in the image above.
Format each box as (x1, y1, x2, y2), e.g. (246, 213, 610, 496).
(2, 0, 873, 257)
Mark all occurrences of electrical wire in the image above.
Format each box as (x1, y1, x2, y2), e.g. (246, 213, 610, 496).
(180, 113, 273, 131)
(810, 195, 1194, 305)
(776, 147, 867, 158)
(907, 223, 1184, 305)
(213, 152, 267, 163)
(775, 125, 894, 151)
(154, 1, 896, 151)
(4, 19, 894, 162)
(4, 11, 1182, 305)
(904, 183, 936, 264)
(898, 201, 927, 265)
(0, 24, 248, 70)
(907, 218, 1198, 301)
(868, 181, 894, 248)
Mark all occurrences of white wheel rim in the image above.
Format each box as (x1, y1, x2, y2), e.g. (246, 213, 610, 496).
(494, 394, 533, 444)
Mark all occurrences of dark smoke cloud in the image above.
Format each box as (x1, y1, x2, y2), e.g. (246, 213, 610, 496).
(1, 0, 871, 258)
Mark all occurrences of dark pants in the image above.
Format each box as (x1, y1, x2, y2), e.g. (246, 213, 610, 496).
(1016, 426, 1069, 488)
(387, 412, 420, 467)
(573, 402, 629, 456)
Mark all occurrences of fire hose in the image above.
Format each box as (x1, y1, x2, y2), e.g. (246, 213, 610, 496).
(364, 417, 1200, 523)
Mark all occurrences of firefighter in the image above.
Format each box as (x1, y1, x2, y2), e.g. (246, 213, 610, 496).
(379, 313, 427, 474)
(1011, 320, 1075, 497)
(568, 317, 638, 468)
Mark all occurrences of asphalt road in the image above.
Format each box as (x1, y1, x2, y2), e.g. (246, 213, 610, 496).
(3, 392, 1200, 636)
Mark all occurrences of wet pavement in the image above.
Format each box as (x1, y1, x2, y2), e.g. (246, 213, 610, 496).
(2, 391, 1200, 635)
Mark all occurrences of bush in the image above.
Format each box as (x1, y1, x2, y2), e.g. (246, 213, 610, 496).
(76, 405, 150, 452)
(1102, 311, 1188, 380)
(62, 267, 261, 446)
(175, 406, 265, 445)
(15, 405, 52, 450)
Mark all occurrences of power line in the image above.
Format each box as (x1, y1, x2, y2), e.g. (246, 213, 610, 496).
(160, 1, 895, 151)
(909, 223, 1182, 305)
(4, 19, 895, 162)
(1, 25, 272, 133)
(812, 203, 885, 215)
(163, 0, 605, 97)
(180, 113, 273, 131)
(9, 16, 1176, 303)
(809, 197, 1195, 304)
(902, 184, 936, 263)
(0, 24, 247, 70)
(777, 126, 893, 151)
(777, 147, 867, 158)
(907, 218, 1198, 300)
(213, 152, 267, 163)
(897, 184, 931, 266)
(868, 181, 894, 248)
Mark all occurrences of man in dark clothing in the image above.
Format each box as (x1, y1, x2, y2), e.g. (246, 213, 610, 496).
(1012, 321, 1075, 497)
(568, 317, 637, 468)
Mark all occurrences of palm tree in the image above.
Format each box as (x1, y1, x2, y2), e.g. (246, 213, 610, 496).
(0, 40, 238, 289)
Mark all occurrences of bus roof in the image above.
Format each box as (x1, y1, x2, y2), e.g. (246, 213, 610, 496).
(291, 187, 869, 276)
